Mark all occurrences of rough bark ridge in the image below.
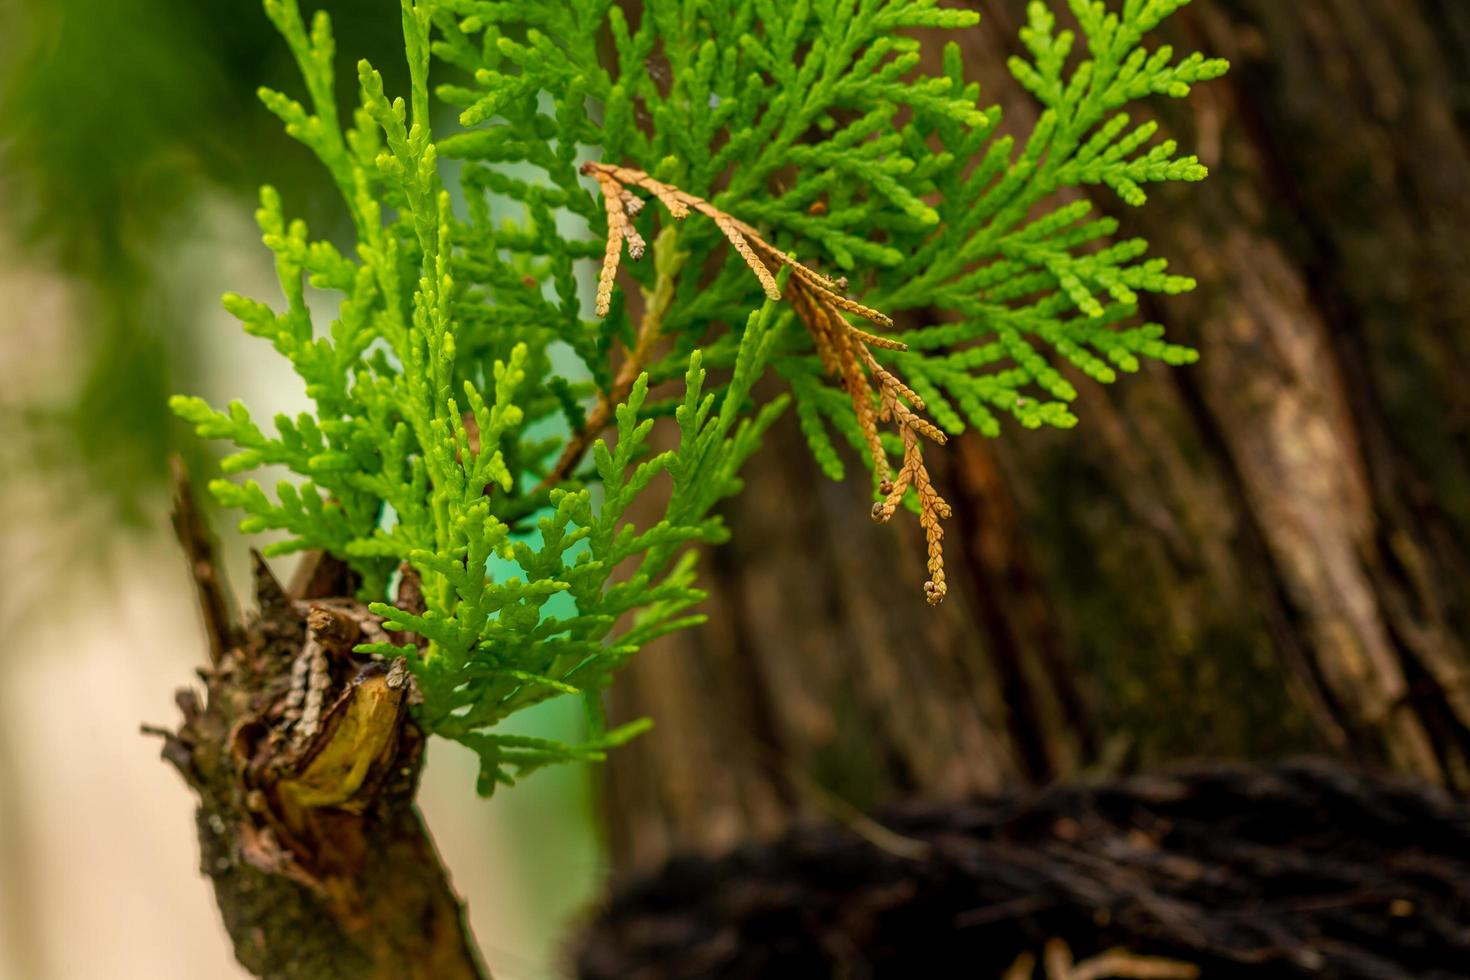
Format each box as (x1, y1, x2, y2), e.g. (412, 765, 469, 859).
(968, 0, 1470, 784)
(602, 0, 1470, 871)
(151, 474, 487, 980)
(580, 760, 1470, 980)
(1114, 0, 1470, 788)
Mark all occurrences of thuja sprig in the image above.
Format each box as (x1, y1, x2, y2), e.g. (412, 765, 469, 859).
(428, 0, 1226, 601)
(172, 0, 789, 792)
(583, 163, 954, 604)
(173, 0, 1228, 790)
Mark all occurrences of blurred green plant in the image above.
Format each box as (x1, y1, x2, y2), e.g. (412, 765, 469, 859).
(0, 0, 406, 524)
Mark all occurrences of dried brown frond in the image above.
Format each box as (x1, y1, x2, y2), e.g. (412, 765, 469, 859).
(591, 170, 631, 317)
(849, 324, 908, 351)
(580, 161, 954, 606)
(625, 224, 647, 262)
(712, 212, 782, 299)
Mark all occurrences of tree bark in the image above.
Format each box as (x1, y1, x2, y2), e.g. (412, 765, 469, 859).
(1114, 0, 1470, 789)
(582, 760, 1470, 979)
(601, 0, 1470, 875)
(152, 473, 488, 980)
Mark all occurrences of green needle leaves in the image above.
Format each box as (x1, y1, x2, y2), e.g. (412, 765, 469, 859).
(174, 0, 1225, 793)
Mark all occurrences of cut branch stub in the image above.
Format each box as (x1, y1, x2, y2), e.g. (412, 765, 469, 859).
(580, 161, 953, 604)
(152, 470, 488, 980)
(153, 594, 487, 979)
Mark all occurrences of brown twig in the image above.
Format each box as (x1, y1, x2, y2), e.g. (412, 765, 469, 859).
(169, 456, 239, 662)
(576, 162, 954, 604)
(534, 222, 686, 496)
(1046, 940, 1200, 980)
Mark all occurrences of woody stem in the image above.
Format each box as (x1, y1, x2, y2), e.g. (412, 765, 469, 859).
(535, 225, 685, 495)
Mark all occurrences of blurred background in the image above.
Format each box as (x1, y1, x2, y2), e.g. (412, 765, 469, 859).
(1, 1, 1468, 978)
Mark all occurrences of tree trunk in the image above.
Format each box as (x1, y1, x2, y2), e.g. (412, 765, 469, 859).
(601, 0, 1470, 874)
(1114, 0, 1470, 788)
(152, 472, 488, 980)
(581, 761, 1470, 979)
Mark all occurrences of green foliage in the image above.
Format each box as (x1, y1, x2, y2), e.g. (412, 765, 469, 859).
(174, 0, 1224, 790)
(877, 0, 1228, 439)
(424, 0, 1224, 462)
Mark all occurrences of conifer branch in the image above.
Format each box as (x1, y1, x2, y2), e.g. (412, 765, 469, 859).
(582, 162, 954, 605)
(175, 0, 1230, 796)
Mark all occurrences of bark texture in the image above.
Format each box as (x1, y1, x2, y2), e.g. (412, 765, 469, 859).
(153, 478, 487, 980)
(602, 0, 1470, 873)
(581, 760, 1470, 980)
(1113, 0, 1470, 789)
